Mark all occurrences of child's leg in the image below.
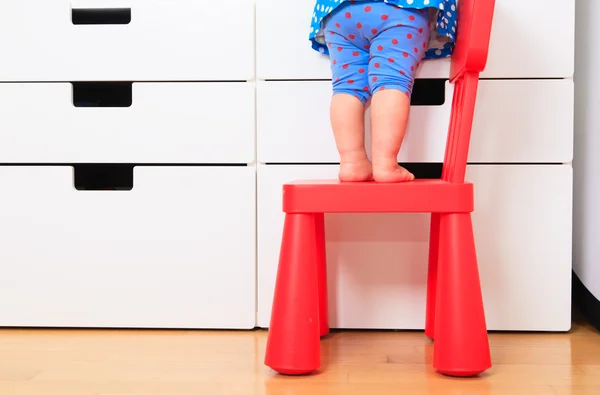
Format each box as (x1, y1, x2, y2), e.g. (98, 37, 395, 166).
(370, 89, 413, 182)
(368, 8, 430, 183)
(324, 13, 372, 182)
(330, 94, 372, 182)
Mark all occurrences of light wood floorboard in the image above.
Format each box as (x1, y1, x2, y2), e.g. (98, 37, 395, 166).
(0, 317, 598, 394)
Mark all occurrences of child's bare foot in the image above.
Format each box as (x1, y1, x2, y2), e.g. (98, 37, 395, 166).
(339, 159, 373, 182)
(373, 160, 415, 183)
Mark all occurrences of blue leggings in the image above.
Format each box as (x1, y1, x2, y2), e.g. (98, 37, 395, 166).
(323, 2, 431, 103)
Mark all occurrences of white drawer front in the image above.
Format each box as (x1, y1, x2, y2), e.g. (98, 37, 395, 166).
(257, 0, 574, 79)
(0, 83, 255, 164)
(0, 0, 254, 81)
(257, 79, 573, 164)
(0, 166, 256, 329)
(257, 164, 573, 331)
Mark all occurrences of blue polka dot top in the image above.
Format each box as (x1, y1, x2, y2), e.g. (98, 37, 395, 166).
(310, 0, 458, 60)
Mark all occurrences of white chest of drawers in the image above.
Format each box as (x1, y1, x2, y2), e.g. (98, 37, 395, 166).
(0, 0, 575, 331)
(0, 0, 257, 329)
(256, 0, 575, 331)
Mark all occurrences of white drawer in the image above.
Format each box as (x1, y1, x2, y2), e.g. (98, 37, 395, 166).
(257, 0, 574, 79)
(0, 166, 256, 329)
(0, 0, 254, 81)
(257, 164, 573, 331)
(257, 79, 573, 164)
(0, 83, 255, 164)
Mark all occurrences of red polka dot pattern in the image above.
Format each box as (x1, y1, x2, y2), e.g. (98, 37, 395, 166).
(321, 1, 436, 103)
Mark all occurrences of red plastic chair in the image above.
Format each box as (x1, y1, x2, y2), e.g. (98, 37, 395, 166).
(265, 0, 496, 377)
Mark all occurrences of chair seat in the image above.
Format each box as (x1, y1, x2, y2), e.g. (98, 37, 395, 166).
(282, 179, 474, 214)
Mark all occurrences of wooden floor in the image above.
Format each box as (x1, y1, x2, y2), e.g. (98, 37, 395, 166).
(1, 315, 599, 395)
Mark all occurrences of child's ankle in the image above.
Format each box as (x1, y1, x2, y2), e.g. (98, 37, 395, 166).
(372, 156, 400, 169)
(340, 150, 370, 164)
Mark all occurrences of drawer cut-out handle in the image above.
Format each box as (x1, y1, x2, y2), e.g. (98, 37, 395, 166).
(72, 82, 132, 108)
(402, 163, 443, 179)
(74, 165, 134, 191)
(411, 79, 446, 106)
(72, 8, 131, 25)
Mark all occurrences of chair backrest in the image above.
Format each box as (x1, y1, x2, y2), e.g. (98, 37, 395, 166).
(442, 0, 496, 184)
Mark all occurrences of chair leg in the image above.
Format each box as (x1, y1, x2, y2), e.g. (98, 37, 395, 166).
(315, 213, 329, 337)
(434, 213, 491, 377)
(265, 213, 321, 375)
(425, 213, 441, 340)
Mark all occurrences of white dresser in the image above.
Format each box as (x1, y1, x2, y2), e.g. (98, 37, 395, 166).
(0, 0, 257, 329)
(0, 0, 575, 331)
(256, 0, 575, 331)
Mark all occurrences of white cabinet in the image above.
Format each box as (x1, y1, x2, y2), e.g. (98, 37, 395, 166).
(257, 0, 574, 80)
(0, 82, 255, 164)
(257, 79, 573, 164)
(256, 0, 574, 332)
(0, 166, 256, 329)
(0, 0, 575, 331)
(257, 164, 573, 331)
(0, 0, 258, 329)
(0, 0, 255, 81)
